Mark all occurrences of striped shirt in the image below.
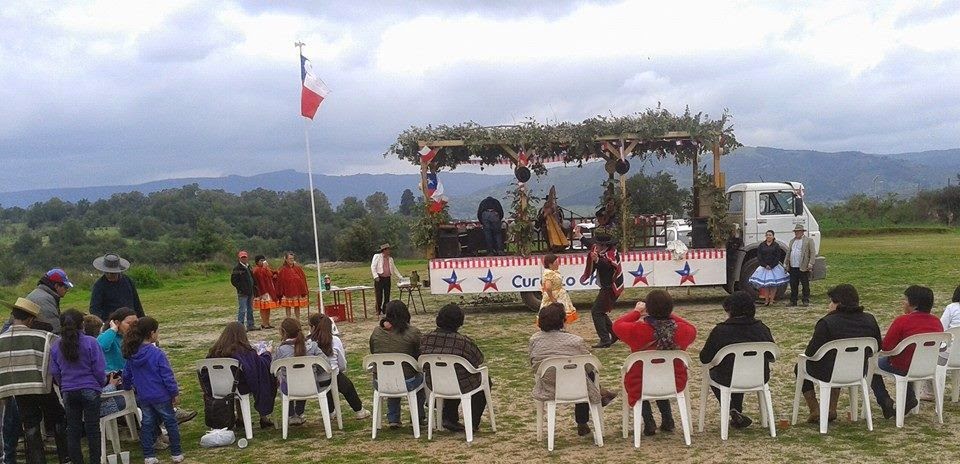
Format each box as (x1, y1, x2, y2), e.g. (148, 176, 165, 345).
(0, 324, 54, 398)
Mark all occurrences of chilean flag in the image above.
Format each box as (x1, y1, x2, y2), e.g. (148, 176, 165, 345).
(426, 172, 448, 213)
(300, 54, 329, 119)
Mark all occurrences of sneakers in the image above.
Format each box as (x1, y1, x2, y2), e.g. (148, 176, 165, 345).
(288, 415, 307, 426)
(260, 416, 274, 429)
(880, 399, 896, 419)
(144, 458, 160, 464)
(172, 455, 185, 463)
(387, 421, 401, 429)
(175, 408, 198, 424)
(592, 342, 613, 349)
(729, 409, 753, 429)
(354, 408, 371, 420)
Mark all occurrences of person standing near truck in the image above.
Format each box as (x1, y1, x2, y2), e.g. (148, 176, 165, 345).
(749, 230, 788, 306)
(784, 224, 816, 307)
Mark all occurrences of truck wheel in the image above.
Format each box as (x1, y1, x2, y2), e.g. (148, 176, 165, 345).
(738, 257, 760, 299)
(520, 291, 543, 312)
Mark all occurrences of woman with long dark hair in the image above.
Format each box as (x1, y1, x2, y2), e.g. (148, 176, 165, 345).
(369, 300, 424, 428)
(207, 322, 277, 429)
(121, 317, 184, 464)
(50, 309, 107, 464)
(749, 230, 788, 306)
(308, 313, 370, 419)
(274, 317, 322, 426)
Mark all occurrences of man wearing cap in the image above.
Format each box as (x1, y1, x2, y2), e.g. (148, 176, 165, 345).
(231, 251, 258, 331)
(4, 269, 74, 335)
(784, 224, 816, 307)
(0, 298, 68, 464)
(89, 253, 145, 321)
(370, 244, 402, 316)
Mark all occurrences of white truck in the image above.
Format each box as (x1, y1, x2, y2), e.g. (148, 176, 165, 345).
(427, 181, 827, 309)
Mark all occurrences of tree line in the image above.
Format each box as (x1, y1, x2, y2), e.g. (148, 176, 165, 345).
(0, 184, 421, 285)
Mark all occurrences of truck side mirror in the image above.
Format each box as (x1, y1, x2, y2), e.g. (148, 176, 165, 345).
(794, 196, 804, 216)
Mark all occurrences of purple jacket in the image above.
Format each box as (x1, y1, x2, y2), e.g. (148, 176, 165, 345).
(50, 334, 107, 393)
(123, 343, 179, 405)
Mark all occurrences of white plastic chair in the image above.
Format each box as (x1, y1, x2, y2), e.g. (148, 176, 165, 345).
(99, 389, 140, 464)
(363, 353, 424, 439)
(620, 351, 693, 448)
(534, 354, 604, 451)
(271, 356, 342, 439)
(936, 327, 960, 404)
(419, 354, 497, 443)
(698, 341, 779, 440)
(791, 337, 878, 433)
(870, 332, 952, 427)
(196, 358, 252, 440)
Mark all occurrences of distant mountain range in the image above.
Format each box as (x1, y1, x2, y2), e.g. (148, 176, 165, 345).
(2, 147, 958, 220)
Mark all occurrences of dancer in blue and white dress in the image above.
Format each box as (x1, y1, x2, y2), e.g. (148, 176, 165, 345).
(749, 230, 788, 306)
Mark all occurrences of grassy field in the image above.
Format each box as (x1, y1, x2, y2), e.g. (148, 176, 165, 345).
(14, 231, 960, 463)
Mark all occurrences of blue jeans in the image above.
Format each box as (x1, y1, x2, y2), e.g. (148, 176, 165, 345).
(480, 210, 503, 254)
(64, 389, 101, 464)
(378, 374, 425, 424)
(3, 398, 19, 464)
(139, 402, 182, 458)
(237, 295, 254, 329)
(873, 356, 914, 406)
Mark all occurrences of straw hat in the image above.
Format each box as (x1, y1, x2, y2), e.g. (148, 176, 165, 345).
(793, 224, 807, 232)
(1, 297, 41, 317)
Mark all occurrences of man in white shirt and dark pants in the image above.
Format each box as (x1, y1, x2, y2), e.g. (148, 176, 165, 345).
(784, 224, 816, 307)
(371, 243, 403, 316)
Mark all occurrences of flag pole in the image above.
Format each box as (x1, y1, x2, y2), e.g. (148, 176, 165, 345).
(297, 41, 325, 316)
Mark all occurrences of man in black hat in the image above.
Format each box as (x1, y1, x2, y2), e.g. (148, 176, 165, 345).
(89, 253, 145, 321)
(371, 244, 403, 316)
(477, 196, 504, 255)
(581, 231, 623, 348)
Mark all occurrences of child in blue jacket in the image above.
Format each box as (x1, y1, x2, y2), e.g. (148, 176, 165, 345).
(121, 317, 184, 464)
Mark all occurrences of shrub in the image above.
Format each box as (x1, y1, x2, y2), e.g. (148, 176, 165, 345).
(127, 265, 163, 289)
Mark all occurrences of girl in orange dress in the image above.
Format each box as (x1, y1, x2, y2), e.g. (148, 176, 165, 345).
(252, 255, 280, 329)
(276, 252, 309, 322)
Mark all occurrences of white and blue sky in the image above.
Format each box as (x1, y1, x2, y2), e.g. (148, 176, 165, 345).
(1, 0, 958, 192)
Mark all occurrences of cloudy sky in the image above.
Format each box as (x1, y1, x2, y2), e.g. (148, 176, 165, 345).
(1, 0, 958, 192)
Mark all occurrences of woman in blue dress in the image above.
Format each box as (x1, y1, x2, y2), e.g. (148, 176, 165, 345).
(749, 230, 788, 306)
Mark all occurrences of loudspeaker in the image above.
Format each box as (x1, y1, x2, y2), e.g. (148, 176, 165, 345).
(437, 235, 461, 258)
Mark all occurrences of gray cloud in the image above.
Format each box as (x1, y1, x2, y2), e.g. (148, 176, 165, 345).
(1, 0, 958, 193)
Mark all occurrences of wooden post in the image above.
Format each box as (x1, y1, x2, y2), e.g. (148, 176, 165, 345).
(419, 146, 434, 258)
(692, 148, 700, 217)
(712, 140, 723, 189)
(618, 138, 628, 253)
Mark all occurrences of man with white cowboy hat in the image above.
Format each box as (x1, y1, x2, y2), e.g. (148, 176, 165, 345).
(0, 298, 68, 464)
(370, 243, 403, 316)
(89, 253, 145, 321)
(784, 224, 816, 307)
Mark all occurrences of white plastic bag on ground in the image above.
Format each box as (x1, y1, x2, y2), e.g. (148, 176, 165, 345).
(200, 428, 236, 448)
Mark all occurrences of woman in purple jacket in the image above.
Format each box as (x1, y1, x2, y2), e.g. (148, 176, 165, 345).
(206, 322, 277, 429)
(50, 309, 107, 464)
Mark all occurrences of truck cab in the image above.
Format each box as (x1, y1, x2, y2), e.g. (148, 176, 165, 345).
(726, 182, 827, 292)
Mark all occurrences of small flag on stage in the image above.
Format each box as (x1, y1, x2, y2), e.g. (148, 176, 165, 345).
(300, 54, 329, 119)
(419, 146, 437, 165)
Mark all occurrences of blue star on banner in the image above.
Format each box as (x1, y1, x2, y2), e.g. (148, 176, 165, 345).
(628, 263, 650, 286)
(478, 269, 501, 292)
(675, 261, 697, 285)
(442, 270, 464, 293)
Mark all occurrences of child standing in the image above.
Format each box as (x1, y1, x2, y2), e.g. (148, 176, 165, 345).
(50, 309, 108, 464)
(121, 317, 184, 464)
(274, 317, 321, 425)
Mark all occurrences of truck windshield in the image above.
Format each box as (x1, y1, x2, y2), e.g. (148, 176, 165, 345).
(727, 191, 743, 213)
(759, 192, 794, 215)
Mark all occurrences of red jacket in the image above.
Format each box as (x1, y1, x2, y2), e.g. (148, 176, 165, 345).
(276, 264, 308, 298)
(883, 311, 943, 373)
(613, 311, 697, 406)
(252, 265, 279, 300)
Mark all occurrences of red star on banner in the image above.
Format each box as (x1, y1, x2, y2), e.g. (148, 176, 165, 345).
(675, 262, 697, 285)
(442, 270, 464, 293)
(478, 269, 501, 292)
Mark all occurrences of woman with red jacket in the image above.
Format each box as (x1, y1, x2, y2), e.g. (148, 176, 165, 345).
(252, 255, 280, 330)
(612, 290, 696, 436)
(276, 252, 309, 322)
